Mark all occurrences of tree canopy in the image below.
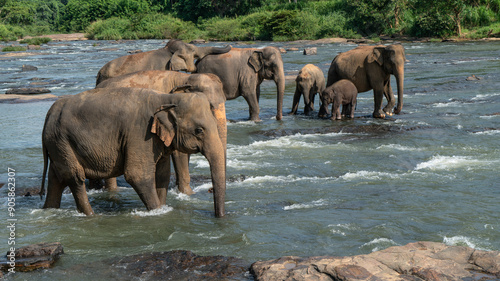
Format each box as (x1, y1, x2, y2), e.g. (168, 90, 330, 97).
(1, 0, 499, 41)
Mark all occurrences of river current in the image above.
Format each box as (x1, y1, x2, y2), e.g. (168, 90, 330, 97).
(0, 39, 499, 279)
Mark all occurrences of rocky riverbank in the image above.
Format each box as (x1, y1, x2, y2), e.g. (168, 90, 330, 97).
(2, 241, 499, 280)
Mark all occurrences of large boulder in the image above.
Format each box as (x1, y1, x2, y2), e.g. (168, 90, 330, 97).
(251, 241, 500, 280)
(0, 242, 64, 272)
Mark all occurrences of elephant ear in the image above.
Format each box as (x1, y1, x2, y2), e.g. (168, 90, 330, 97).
(151, 105, 177, 147)
(367, 47, 385, 66)
(168, 51, 188, 71)
(248, 51, 263, 72)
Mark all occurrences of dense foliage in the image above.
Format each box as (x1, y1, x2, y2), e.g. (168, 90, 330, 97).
(1, 0, 499, 41)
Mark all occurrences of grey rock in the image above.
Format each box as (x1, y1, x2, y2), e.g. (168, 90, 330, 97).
(21, 65, 37, 71)
(303, 47, 317, 55)
(5, 88, 51, 95)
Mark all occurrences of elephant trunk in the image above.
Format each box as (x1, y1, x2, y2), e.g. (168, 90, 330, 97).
(274, 63, 285, 121)
(196, 45, 231, 59)
(394, 65, 404, 114)
(202, 131, 226, 218)
(212, 103, 227, 165)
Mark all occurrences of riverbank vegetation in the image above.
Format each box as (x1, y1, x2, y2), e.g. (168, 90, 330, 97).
(1, 0, 499, 42)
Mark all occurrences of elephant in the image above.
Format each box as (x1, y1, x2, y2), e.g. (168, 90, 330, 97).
(95, 39, 231, 86)
(40, 88, 226, 217)
(318, 79, 358, 120)
(195, 46, 285, 122)
(95, 70, 227, 197)
(326, 44, 405, 118)
(290, 64, 326, 115)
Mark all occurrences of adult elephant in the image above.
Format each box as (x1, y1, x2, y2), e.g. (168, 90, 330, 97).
(95, 39, 231, 85)
(41, 88, 226, 217)
(195, 46, 285, 121)
(326, 44, 405, 118)
(96, 71, 227, 197)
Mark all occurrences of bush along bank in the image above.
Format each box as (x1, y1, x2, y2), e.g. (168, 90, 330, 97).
(1, 0, 499, 42)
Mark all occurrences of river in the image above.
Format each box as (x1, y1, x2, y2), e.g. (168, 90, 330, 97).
(0, 39, 499, 280)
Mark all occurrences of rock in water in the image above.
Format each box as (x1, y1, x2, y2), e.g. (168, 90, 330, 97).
(5, 88, 51, 95)
(0, 242, 64, 272)
(76, 250, 250, 280)
(250, 241, 500, 280)
(303, 47, 317, 55)
(21, 65, 38, 71)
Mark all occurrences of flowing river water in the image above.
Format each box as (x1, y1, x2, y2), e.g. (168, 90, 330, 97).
(0, 39, 499, 279)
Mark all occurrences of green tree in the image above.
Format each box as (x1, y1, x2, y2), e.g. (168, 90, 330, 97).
(172, 0, 262, 22)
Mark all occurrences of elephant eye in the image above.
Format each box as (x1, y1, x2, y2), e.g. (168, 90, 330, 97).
(195, 127, 204, 135)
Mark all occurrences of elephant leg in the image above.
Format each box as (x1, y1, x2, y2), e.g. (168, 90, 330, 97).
(350, 101, 356, 118)
(243, 92, 261, 122)
(382, 81, 395, 116)
(68, 177, 94, 216)
(126, 174, 161, 211)
(303, 90, 313, 115)
(172, 151, 194, 195)
(372, 88, 386, 118)
(105, 178, 118, 191)
(290, 88, 302, 115)
(43, 164, 65, 209)
(155, 156, 171, 205)
(332, 103, 342, 120)
(310, 89, 316, 111)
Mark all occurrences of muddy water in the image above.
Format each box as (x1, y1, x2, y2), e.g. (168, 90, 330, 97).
(0, 39, 499, 280)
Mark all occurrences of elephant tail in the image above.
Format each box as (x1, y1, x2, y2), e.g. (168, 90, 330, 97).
(40, 140, 48, 199)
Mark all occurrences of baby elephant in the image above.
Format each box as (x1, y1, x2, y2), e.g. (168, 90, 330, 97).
(290, 64, 325, 115)
(318, 79, 358, 120)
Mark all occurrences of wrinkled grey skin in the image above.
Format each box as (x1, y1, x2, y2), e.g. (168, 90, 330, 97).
(319, 79, 358, 120)
(195, 47, 285, 122)
(327, 44, 405, 118)
(290, 64, 326, 115)
(41, 88, 226, 217)
(96, 71, 227, 197)
(95, 39, 231, 86)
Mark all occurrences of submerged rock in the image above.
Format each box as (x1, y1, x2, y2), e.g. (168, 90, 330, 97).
(303, 47, 317, 55)
(0, 93, 57, 103)
(78, 250, 250, 280)
(21, 65, 38, 71)
(250, 241, 500, 281)
(0, 242, 64, 272)
(466, 74, 483, 81)
(5, 88, 51, 95)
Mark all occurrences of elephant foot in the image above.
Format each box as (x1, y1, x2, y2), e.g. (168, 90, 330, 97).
(178, 185, 195, 195)
(384, 111, 393, 116)
(249, 117, 262, 122)
(373, 111, 386, 119)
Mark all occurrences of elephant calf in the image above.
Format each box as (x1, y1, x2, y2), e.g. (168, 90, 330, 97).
(319, 79, 358, 120)
(41, 88, 226, 217)
(290, 64, 325, 115)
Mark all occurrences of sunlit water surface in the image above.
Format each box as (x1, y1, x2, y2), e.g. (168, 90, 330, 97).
(0, 39, 499, 280)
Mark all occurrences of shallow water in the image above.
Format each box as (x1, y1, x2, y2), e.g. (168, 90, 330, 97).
(0, 39, 499, 279)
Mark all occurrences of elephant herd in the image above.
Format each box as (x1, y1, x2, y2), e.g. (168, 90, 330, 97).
(40, 39, 406, 218)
